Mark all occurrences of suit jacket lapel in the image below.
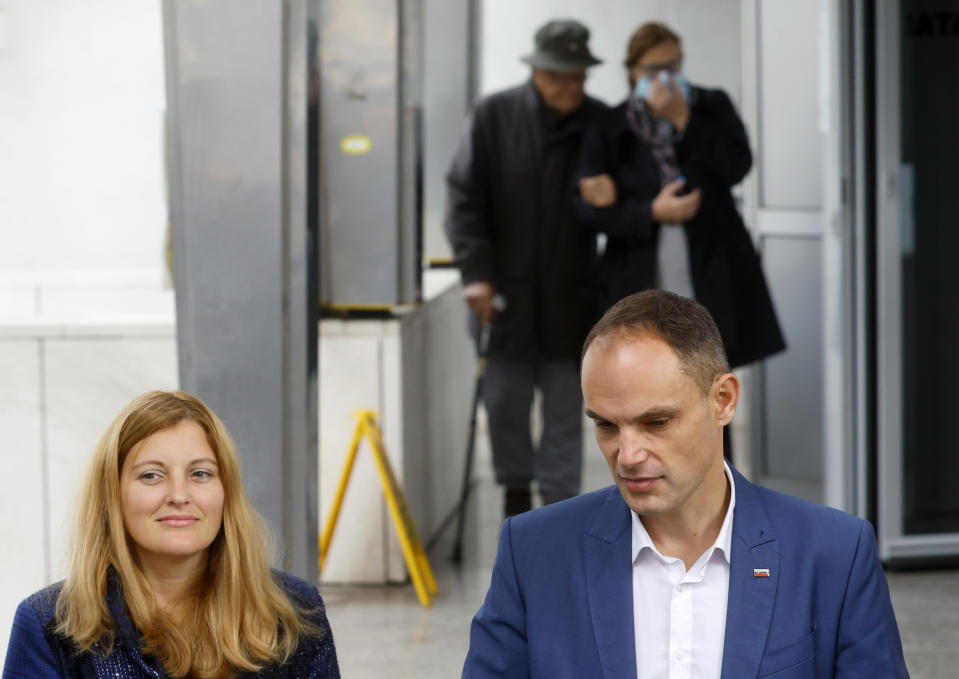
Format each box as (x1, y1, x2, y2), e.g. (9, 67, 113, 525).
(585, 488, 636, 679)
(720, 468, 780, 679)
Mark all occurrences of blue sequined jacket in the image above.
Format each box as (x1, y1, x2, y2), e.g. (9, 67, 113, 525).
(2, 570, 340, 679)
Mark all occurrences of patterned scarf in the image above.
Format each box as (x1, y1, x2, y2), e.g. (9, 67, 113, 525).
(627, 94, 680, 186)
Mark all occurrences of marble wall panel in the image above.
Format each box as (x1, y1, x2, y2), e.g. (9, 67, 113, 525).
(379, 331, 409, 582)
(398, 309, 431, 536)
(319, 327, 393, 583)
(0, 340, 46, 664)
(40, 288, 175, 319)
(0, 289, 38, 318)
(43, 336, 177, 578)
(418, 283, 474, 538)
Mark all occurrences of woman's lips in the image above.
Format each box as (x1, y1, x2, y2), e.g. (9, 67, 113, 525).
(158, 516, 198, 527)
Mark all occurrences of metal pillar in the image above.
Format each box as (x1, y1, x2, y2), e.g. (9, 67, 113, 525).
(163, 0, 318, 581)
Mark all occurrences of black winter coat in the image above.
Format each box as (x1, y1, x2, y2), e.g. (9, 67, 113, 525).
(445, 80, 608, 360)
(575, 87, 785, 368)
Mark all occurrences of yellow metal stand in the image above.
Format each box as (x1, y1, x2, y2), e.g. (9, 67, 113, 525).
(319, 410, 439, 607)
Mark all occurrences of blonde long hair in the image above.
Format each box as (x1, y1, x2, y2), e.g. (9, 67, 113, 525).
(56, 390, 316, 679)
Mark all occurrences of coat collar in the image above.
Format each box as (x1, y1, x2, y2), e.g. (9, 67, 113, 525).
(608, 100, 632, 139)
(610, 85, 704, 140)
(522, 77, 602, 137)
(105, 569, 141, 649)
(521, 77, 544, 114)
(103, 569, 170, 677)
(720, 466, 779, 679)
(585, 487, 636, 679)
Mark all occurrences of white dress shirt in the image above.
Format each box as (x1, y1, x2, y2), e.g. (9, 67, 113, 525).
(632, 462, 736, 679)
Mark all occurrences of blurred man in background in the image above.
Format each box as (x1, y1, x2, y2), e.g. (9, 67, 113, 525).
(445, 19, 607, 517)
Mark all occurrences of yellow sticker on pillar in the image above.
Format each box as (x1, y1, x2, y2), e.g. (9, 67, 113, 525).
(340, 134, 372, 155)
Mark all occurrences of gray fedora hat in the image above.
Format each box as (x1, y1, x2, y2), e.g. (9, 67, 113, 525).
(521, 19, 603, 72)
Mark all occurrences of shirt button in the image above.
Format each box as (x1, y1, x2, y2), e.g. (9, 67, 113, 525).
(673, 649, 684, 661)
(676, 584, 684, 593)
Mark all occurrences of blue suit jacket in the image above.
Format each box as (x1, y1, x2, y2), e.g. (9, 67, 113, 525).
(463, 467, 908, 678)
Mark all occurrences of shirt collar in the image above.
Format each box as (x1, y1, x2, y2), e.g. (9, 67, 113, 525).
(631, 461, 737, 565)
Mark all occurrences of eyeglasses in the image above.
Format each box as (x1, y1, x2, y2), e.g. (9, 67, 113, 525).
(631, 58, 682, 75)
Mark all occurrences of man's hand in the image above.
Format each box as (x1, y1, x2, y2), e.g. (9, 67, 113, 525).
(645, 78, 690, 132)
(463, 280, 498, 325)
(578, 174, 618, 208)
(651, 178, 702, 223)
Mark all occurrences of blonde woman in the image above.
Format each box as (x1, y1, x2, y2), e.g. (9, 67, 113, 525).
(2, 391, 339, 679)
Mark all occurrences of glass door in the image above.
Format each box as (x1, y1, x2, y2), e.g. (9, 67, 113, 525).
(876, 0, 959, 562)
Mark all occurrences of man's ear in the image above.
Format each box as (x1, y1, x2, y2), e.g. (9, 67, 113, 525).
(711, 372, 739, 427)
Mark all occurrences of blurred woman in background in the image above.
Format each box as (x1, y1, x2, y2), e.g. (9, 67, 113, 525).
(576, 22, 784, 370)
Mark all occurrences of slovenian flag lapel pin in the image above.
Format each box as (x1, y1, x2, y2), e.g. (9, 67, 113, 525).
(753, 568, 771, 578)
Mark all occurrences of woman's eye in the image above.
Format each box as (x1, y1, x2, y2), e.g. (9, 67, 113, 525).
(191, 469, 214, 480)
(138, 471, 163, 482)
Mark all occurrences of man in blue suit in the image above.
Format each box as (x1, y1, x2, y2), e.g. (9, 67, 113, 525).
(462, 290, 909, 678)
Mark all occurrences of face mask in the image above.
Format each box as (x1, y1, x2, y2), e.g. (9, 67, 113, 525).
(634, 70, 690, 102)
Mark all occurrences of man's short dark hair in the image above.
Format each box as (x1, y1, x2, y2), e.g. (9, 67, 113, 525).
(582, 290, 729, 393)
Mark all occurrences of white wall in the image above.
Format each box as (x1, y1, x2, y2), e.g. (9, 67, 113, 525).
(0, 0, 167, 291)
(756, 1, 822, 209)
(480, 0, 743, 107)
(0, 325, 178, 666)
(0, 0, 170, 665)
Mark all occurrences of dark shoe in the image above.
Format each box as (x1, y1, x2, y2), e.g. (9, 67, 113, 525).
(504, 488, 532, 518)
